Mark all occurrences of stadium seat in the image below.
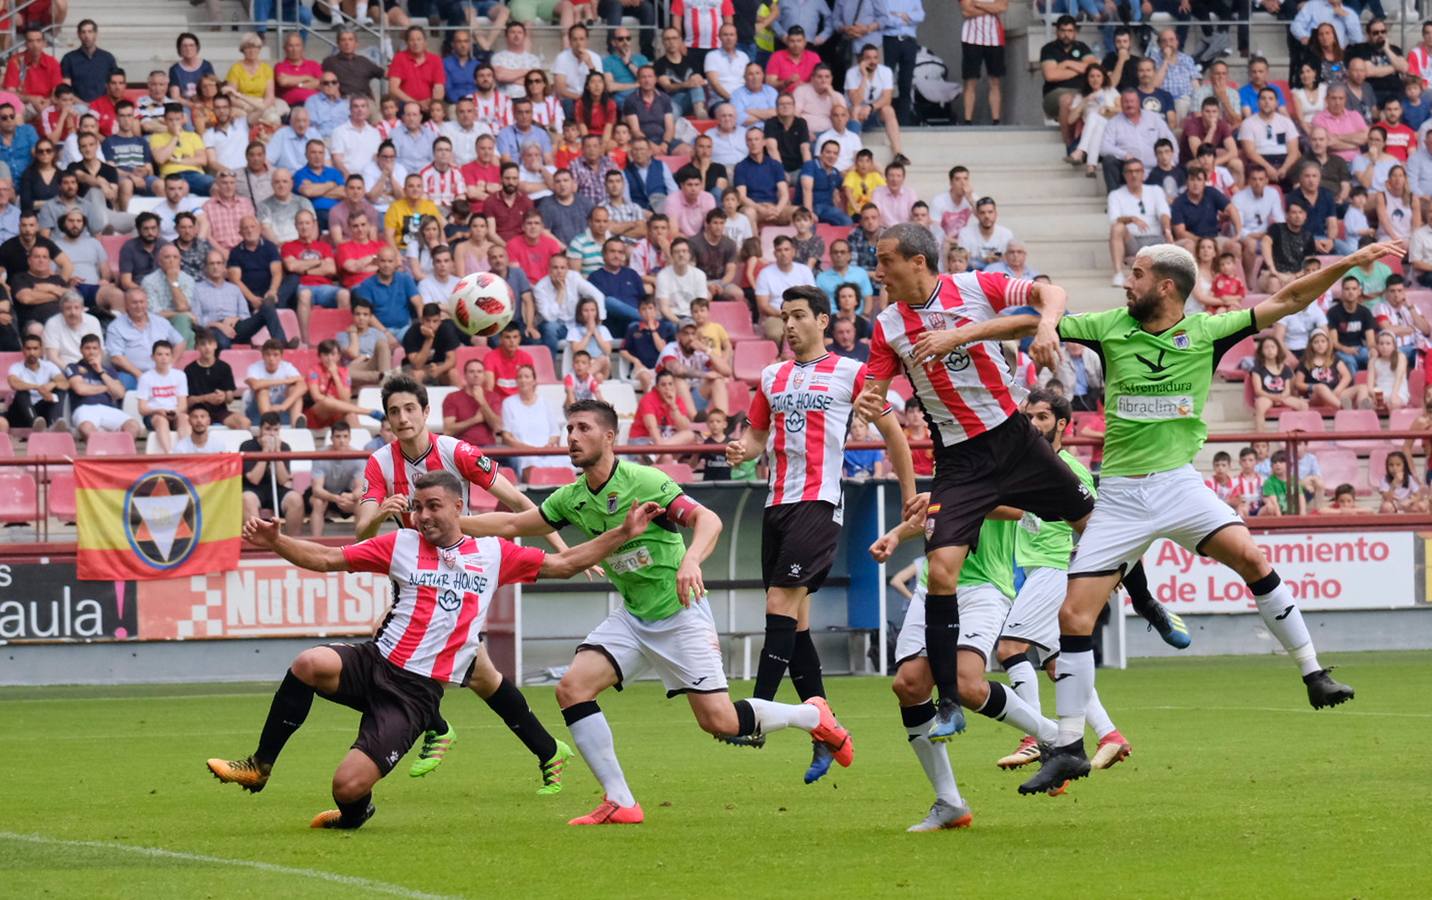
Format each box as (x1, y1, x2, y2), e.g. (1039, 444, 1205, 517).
(48, 470, 77, 520)
(656, 462, 695, 483)
(26, 431, 78, 463)
(1315, 449, 1361, 496)
(279, 427, 316, 474)
(308, 308, 354, 345)
(253, 309, 303, 347)
(0, 432, 13, 456)
(286, 348, 320, 379)
(688, 118, 717, 133)
(759, 225, 796, 262)
(349, 426, 373, 447)
(86, 431, 136, 456)
(220, 349, 263, 392)
(725, 379, 751, 419)
(0, 471, 37, 522)
(1332, 409, 1382, 452)
(525, 344, 557, 383)
(356, 387, 384, 428)
(1276, 410, 1325, 434)
(734, 340, 778, 382)
(176, 350, 199, 370)
(1388, 407, 1423, 433)
(815, 223, 847, 261)
(889, 377, 914, 403)
(426, 387, 457, 429)
(1215, 336, 1255, 381)
(524, 466, 576, 486)
(99, 233, 127, 265)
(1367, 447, 1393, 494)
(453, 344, 490, 374)
(0, 351, 21, 398)
(1410, 368, 1425, 405)
(214, 429, 251, 452)
(535, 383, 566, 414)
(601, 380, 637, 418)
(708, 301, 755, 338)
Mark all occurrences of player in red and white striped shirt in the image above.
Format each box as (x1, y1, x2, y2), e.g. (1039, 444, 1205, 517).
(207, 469, 661, 829)
(355, 374, 576, 790)
(419, 137, 467, 211)
(726, 286, 916, 780)
(671, 0, 732, 55)
(859, 223, 1096, 741)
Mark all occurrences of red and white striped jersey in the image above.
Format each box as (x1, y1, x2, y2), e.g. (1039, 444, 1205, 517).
(1230, 473, 1263, 506)
(1410, 46, 1432, 88)
(420, 164, 467, 208)
(531, 95, 564, 131)
(961, 12, 1005, 47)
(748, 353, 874, 507)
(1205, 474, 1236, 503)
(671, 0, 732, 50)
(868, 271, 1032, 449)
(362, 432, 500, 527)
(344, 530, 544, 683)
(472, 90, 513, 130)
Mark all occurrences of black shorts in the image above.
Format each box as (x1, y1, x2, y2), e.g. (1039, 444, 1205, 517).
(327, 642, 444, 775)
(243, 482, 292, 511)
(761, 500, 841, 592)
(925, 413, 1095, 553)
(961, 42, 1006, 80)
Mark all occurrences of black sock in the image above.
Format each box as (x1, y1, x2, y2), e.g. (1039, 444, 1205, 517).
(789, 629, 825, 702)
(335, 792, 372, 828)
(753, 613, 797, 701)
(924, 593, 960, 701)
(254, 670, 315, 766)
(734, 699, 757, 735)
(426, 712, 450, 734)
(1123, 561, 1159, 623)
(484, 677, 559, 763)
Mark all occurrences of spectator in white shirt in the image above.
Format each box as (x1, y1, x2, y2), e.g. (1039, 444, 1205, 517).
(1232, 165, 1287, 280)
(707, 103, 747, 169)
(6, 333, 67, 430)
(845, 44, 904, 160)
(136, 339, 189, 451)
(417, 244, 461, 306)
(553, 23, 604, 106)
(1105, 158, 1172, 286)
(41, 290, 102, 368)
(956, 197, 1015, 271)
(533, 253, 605, 355)
(1238, 87, 1301, 185)
(499, 364, 565, 476)
(813, 103, 861, 172)
(655, 238, 709, 321)
(755, 235, 815, 343)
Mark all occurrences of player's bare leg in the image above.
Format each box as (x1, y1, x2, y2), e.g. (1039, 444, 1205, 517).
(310, 749, 380, 829)
(207, 645, 338, 796)
(923, 543, 972, 740)
(557, 649, 643, 824)
(892, 657, 972, 832)
(1198, 525, 1353, 707)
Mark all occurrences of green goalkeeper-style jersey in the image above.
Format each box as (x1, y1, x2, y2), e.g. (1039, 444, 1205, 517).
(539, 460, 688, 622)
(917, 517, 1016, 599)
(1014, 449, 1096, 572)
(1057, 307, 1257, 478)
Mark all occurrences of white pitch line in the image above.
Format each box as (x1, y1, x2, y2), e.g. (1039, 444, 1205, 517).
(1125, 704, 1432, 720)
(0, 832, 462, 900)
(0, 692, 273, 704)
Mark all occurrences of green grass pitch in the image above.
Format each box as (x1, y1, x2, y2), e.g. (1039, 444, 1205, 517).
(3, 650, 1430, 899)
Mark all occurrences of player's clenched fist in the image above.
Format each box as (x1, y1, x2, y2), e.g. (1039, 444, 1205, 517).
(724, 438, 748, 467)
(377, 494, 409, 519)
(621, 501, 664, 538)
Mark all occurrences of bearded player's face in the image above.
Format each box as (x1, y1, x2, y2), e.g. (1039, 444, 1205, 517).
(1125, 258, 1163, 323)
(566, 411, 611, 468)
(1025, 401, 1059, 445)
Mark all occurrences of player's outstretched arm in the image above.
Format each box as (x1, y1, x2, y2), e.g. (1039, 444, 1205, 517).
(671, 496, 722, 606)
(869, 512, 926, 562)
(1254, 240, 1406, 328)
(487, 470, 573, 552)
(872, 406, 918, 514)
(242, 517, 350, 572)
(459, 507, 555, 539)
(856, 376, 893, 422)
(538, 501, 662, 579)
(909, 312, 1043, 366)
(726, 425, 767, 466)
(355, 494, 407, 540)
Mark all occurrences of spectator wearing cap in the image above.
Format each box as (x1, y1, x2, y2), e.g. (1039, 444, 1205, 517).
(657, 313, 730, 415)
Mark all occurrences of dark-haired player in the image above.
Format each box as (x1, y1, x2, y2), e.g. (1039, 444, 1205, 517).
(207, 470, 662, 829)
(459, 399, 856, 825)
(725, 285, 916, 783)
(355, 374, 574, 791)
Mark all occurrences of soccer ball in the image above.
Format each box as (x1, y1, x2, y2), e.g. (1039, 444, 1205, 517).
(449, 272, 515, 337)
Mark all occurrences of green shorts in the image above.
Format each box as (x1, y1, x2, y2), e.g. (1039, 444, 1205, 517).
(509, 0, 560, 22)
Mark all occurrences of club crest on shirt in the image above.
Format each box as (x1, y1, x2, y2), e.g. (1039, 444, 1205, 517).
(1172, 330, 1190, 350)
(793, 368, 806, 390)
(927, 312, 946, 331)
(607, 491, 619, 514)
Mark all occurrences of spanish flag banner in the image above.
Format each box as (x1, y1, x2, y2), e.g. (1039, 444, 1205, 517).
(76, 457, 243, 581)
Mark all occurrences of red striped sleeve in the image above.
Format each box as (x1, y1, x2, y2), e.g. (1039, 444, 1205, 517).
(867, 320, 900, 379)
(343, 532, 400, 573)
(361, 453, 387, 503)
(497, 538, 546, 584)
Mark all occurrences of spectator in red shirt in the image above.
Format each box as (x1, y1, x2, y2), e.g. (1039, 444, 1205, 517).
(4, 27, 63, 120)
(484, 321, 534, 409)
(505, 208, 564, 282)
(628, 369, 696, 458)
(336, 211, 386, 289)
(461, 133, 502, 203)
(87, 70, 127, 136)
(387, 25, 445, 107)
(282, 208, 347, 344)
(480, 160, 535, 241)
(765, 26, 819, 94)
(304, 338, 373, 429)
(1380, 97, 1417, 163)
(444, 355, 498, 444)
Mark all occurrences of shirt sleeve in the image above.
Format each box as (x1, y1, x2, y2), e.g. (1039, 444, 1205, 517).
(1057, 308, 1118, 343)
(360, 452, 388, 503)
(974, 270, 1033, 312)
(1205, 307, 1258, 342)
(452, 439, 499, 490)
(747, 378, 771, 430)
(866, 320, 901, 380)
(539, 483, 571, 529)
(341, 531, 399, 574)
(496, 537, 546, 585)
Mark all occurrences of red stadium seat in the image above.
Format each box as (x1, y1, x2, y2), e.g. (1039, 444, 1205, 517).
(1276, 410, 1325, 433)
(286, 348, 320, 379)
(308, 308, 354, 345)
(734, 340, 778, 382)
(0, 432, 13, 456)
(1333, 408, 1382, 452)
(688, 118, 717, 133)
(26, 431, 78, 463)
(759, 225, 796, 261)
(176, 350, 199, 370)
(1216, 335, 1255, 381)
(1410, 367, 1425, 406)
(708, 301, 755, 338)
(86, 431, 136, 456)
(220, 348, 262, 377)
(253, 309, 303, 347)
(1367, 447, 1394, 494)
(453, 344, 490, 375)
(1314, 449, 1360, 495)
(0, 471, 37, 522)
(889, 378, 914, 403)
(99, 233, 127, 265)
(48, 469, 77, 520)
(1388, 407, 1423, 433)
(523, 344, 558, 383)
(524, 466, 576, 486)
(0, 351, 21, 398)
(815, 223, 848, 266)
(724, 379, 751, 419)
(656, 462, 695, 483)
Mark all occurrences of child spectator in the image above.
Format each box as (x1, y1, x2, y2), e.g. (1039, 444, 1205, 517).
(1321, 482, 1361, 513)
(1259, 450, 1294, 516)
(1294, 328, 1363, 408)
(1343, 186, 1375, 246)
(843, 417, 886, 478)
(842, 148, 884, 217)
(1205, 450, 1236, 504)
(1233, 446, 1264, 517)
(1251, 335, 1308, 429)
(136, 339, 189, 452)
(790, 206, 823, 271)
(1379, 449, 1426, 512)
(564, 348, 602, 404)
(1368, 329, 1409, 410)
(700, 407, 732, 481)
(566, 296, 613, 379)
(1211, 251, 1246, 309)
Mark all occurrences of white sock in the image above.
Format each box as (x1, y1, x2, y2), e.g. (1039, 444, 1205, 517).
(745, 697, 820, 734)
(1084, 687, 1116, 739)
(1002, 657, 1041, 717)
(566, 708, 636, 808)
(1251, 574, 1321, 676)
(977, 681, 1057, 743)
(903, 704, 964, 806)
(1055, 646, 1096, 746)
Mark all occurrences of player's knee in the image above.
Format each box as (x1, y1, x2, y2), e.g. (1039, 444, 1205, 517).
(995, 638, 1027, 663)
(693, 704, 736, 736)
(289, 649, 328, 685)
(955, 666, 988, 708)
(891, 665, 929, 705)
(1058, 602, 1098, 634)
(331, 767, 375, 803)
(554, 676, 594, 708)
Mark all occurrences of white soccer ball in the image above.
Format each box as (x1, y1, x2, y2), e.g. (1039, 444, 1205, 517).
(448, 271, 515, 337)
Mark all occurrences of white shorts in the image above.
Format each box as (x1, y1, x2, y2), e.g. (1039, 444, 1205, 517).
(1002, 566, 1066, 665)
(1069, 464, 1242, 577)
(894, 582, 1012, 666)
(579, 599, 729, 697)
(72, 405, 138, 431)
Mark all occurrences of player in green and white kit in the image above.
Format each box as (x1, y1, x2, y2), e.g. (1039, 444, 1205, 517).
(1015, 241, 1396, 794)
(874, 513, 1061, 830)
(458, 399, 855, 826)
(995, 389, 1130, 772)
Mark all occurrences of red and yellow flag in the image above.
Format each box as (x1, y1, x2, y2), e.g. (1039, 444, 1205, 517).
(76, 456, 243, 581)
